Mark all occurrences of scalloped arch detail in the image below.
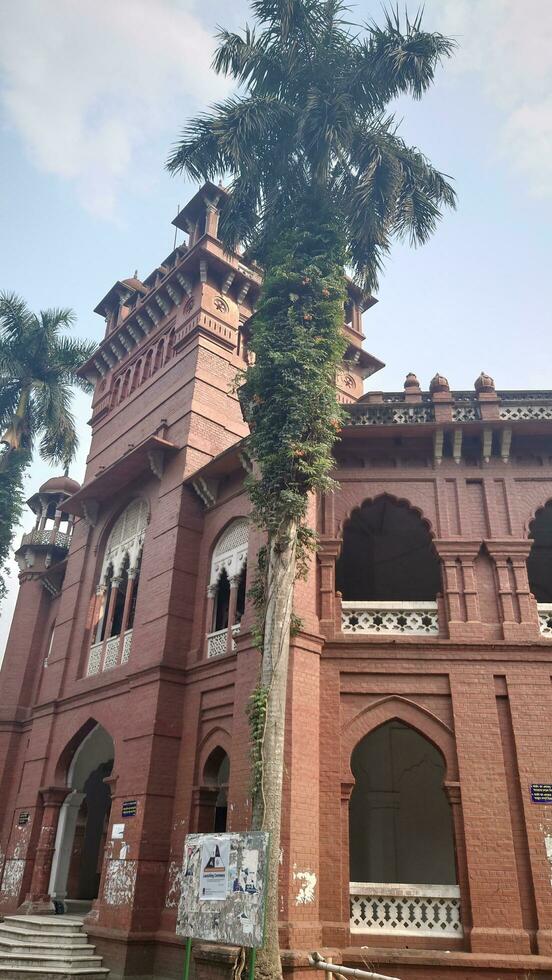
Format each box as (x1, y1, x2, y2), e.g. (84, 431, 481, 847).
(337, 492, 435, 542)
(341, 695, 457, 783)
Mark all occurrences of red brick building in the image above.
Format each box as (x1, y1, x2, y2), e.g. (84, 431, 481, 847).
(2, 184, 552, 980)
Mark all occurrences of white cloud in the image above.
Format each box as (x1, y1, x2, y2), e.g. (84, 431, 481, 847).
(0, 0, 229, 217)
(431, 0, 552, 197)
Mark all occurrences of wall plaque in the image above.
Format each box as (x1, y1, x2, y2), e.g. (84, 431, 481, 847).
(530, 784, 552, 803)
(18, 811, 29, 826)
(122, 800, 138, 817)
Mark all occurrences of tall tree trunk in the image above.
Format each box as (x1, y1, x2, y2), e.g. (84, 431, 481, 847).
(0, 387, 30, 473)
(252, 518, 297, 980)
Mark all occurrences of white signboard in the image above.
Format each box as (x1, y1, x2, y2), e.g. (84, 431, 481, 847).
(176, 831, 269, 948)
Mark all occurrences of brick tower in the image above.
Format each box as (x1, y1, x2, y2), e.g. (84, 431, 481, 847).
(1, 184, 552, 980)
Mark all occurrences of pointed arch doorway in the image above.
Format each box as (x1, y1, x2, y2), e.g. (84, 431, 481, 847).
(49, 724, 114, 909)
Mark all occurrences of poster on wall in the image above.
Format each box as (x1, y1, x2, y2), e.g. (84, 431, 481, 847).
(176, 831, 269, 948)
(199, 837, 230, 900)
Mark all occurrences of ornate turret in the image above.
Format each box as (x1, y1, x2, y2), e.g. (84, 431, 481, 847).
(15, 474, 80, 573)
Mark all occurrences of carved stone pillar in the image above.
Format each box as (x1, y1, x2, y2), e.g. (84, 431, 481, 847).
(50, 791, 85, 899)
(204, 585, 217, 656)
(318, 539, 340, 637)
(118, 569, 137, 652)
(226, 576, 240, 655)
(23, 786, 71, 909)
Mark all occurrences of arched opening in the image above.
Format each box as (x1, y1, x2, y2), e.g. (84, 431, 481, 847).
(349, 721, 455, 884)
(336, 497, 441, 636)
(87, 499, 147, 675)
(155, 340, 165, 371)
(110, 378, 122, 410)
(143, 348, 154, 382)
(348, 721, 461, 941)
(528, 502, 552, 601)
(121, 369, 132, 401)
(49, 724, 115, 910)
(337, 497, 440, 601)
(207, 519, 249, 658)
(166, 329, 175, 362)
(196, 747, 230, 833)
(131, 359, 142, 393)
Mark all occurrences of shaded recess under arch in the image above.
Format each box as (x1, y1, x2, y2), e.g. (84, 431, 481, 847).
(195, 746, 230, 833)
(336, 495, 441, 601)
(49, 723, 114, 904)
(349, 719, 456, 885)
(527, 501, 552, 601)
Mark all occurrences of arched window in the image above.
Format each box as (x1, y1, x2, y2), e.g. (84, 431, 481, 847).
(110, 378, 122, 410)
(207, 519, 248, 657)
(87, 499, 148, 676)
(528, 502, 552, 601)
(165, 329, 175, 363)
(337, 496, 442, 636)
(155, 339, 165, 371)
(349, 721, 461, 941)
(143, 348, 154, 382)
(121, 369, 131, 401)
(131, 359, 142, 392)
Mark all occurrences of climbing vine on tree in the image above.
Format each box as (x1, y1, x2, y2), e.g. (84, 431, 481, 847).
(168, 2, 456, 977)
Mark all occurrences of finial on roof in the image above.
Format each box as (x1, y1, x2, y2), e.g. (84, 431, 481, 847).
(429, 372, 450, 393)
(404, 372, 420, 391)
(134, 269, 138, 279)
(474, 371, 495, 393)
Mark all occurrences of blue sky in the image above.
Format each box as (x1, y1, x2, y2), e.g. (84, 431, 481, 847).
(1, 0, 551, 651)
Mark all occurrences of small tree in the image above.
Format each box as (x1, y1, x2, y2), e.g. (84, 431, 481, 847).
(168, 4, 456, 978)
(0, 292, 95, 604)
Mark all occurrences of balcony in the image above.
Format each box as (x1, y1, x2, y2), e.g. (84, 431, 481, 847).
(350, 882, 462, 939)
(342, 601, 439, 636)
(20, 528, 71, 550)
(86, 628, 132, 676)
(207, 623, 240, 658)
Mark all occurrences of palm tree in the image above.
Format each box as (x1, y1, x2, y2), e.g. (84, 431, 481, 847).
(168, 4, 456, 978)
(0, 291, 96, 601)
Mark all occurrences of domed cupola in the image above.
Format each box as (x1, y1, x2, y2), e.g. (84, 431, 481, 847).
(15, 473, 80, 572)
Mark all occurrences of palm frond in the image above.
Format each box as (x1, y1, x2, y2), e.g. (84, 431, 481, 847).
(0, 292, 36, 344)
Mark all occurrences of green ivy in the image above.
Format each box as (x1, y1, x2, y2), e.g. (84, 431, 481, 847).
(246, 684, 269, 798)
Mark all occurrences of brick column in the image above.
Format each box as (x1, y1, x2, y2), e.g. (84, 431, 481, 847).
(25, 786, 71, 904)
(507, 673, 552, 955)
(486, 541, 540, 641)
(434, 541, 484, 641)
(450, 671, 531, 953)
(279, 633, 323, 950)
(444, 781, 472, 944)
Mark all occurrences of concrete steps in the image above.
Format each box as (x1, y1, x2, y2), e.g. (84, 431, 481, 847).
(0, 916, 109, 979)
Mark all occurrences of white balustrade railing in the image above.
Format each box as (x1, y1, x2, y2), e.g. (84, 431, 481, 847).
(21, 529, 71, 549)
(350, 882, 462, 938)
(207, 623, 241, 658)
(86, 629, 133, 676)
(538, 604, 552, 637)
(342, 601, 439, 636)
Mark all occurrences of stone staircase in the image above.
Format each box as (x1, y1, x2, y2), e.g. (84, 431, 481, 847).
(0, 915, 109, 978)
